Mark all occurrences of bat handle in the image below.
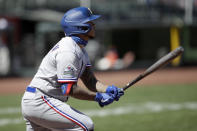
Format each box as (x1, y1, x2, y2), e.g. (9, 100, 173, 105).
(123, 74, 144, 91)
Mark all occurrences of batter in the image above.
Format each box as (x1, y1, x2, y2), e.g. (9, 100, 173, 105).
(21, 7, 124, 131)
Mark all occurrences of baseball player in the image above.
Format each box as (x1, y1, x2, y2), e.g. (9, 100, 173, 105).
(21, 7, 124, 131)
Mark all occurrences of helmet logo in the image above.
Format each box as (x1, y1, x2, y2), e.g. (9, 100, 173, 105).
(88, 8, 93, 15)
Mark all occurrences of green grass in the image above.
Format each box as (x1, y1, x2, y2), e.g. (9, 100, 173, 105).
(0, 83, 197, 131)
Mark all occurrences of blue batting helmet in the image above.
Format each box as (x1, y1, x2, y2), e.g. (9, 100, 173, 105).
(61, 7, 101, 36)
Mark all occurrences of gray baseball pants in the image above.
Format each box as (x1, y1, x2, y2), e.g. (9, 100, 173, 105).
(21, 88, 94, 131)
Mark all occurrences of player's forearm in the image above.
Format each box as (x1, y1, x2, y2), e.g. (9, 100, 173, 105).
(70, 85, 96, 101)
(80, 67, 108, 93)
(95, 81, 108, 93)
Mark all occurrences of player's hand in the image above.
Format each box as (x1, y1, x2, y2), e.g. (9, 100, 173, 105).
(106, 85, 124, 101)
(95, 92, 114, 107)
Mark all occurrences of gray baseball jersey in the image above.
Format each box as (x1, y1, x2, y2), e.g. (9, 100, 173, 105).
(21, 36, 93, 131)
(30, 36, 91, 101)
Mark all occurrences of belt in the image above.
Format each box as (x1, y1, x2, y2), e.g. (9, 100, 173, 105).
(26, 86, 36, 93)
(26, 86, 68, 102)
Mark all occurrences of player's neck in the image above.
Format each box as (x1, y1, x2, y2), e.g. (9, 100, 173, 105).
(71, 36, 88, 48)
(76, 35, 89, 48)
(78, 44, 84, 48)
(78, 34, 89, 41)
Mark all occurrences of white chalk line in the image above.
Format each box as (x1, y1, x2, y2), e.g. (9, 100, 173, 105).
(0, 107, 21, 115)
(83, 102, 197, 117)
(0, 102, 197, 126)
(0, 118, 24, 126)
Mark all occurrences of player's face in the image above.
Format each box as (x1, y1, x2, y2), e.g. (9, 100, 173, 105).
(78, 22, 95, 43)
(87, 22, 95, 39)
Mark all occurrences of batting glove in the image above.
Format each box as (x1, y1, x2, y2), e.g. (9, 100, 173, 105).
(106, 85, 124, 101)
(95, 92, 114, 107)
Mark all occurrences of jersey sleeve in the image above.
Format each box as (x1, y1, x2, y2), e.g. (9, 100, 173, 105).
(84, 49, 92, 67)
(86, 59, 91, 67)
(61, 82, 74, 95)
(56, 52, 78, 83)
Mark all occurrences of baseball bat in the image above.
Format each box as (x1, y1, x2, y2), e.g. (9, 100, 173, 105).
(123, 46, 184, 91)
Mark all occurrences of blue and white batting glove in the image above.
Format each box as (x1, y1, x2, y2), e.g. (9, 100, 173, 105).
(106, 85, 124, 101)
(95, 92, 114, 107)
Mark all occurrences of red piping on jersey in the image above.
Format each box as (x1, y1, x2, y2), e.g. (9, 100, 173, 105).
(58, 79, 77, 83)
(64, 82, 73, 95)
(66, 83, 72, 95)
(59, 82, 75, 95)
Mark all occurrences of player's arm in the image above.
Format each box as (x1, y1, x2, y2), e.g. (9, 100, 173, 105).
(80, 66, 124, 101)
(59, 80, 96, 101)
(69, 83, 96, 100)
(60, 82, 114, 107)
(80, 66, 108, 93)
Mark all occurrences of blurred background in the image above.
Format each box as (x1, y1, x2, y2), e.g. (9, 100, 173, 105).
(0, 1, 197, 131)
(0, 0, 197, 77)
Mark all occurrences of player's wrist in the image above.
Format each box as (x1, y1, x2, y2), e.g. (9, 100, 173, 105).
(96, 81, 108, 93)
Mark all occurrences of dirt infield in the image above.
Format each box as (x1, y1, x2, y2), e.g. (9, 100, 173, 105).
(0, 67, 197, 95)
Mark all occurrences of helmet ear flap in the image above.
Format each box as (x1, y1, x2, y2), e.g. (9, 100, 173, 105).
(80, 26, 88, 31)
(77, 23, 92, 34)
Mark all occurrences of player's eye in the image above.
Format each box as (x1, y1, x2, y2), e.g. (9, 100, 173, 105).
(80, 26, 88, 31)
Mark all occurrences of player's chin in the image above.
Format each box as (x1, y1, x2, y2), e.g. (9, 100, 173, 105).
(88, 35, 95, 39)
